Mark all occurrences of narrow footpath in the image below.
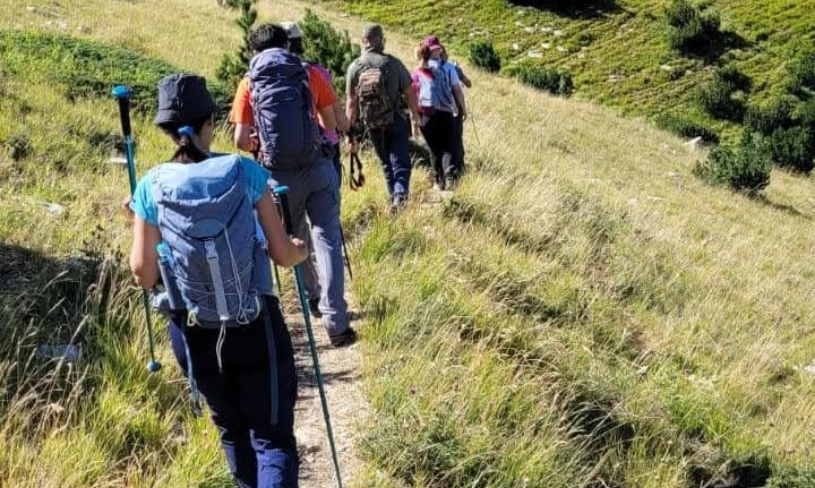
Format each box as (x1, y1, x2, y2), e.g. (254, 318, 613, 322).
(281, 293, 366, 487)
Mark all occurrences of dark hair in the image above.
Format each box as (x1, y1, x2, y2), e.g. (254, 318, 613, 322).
(420, 45, 433, 63)
(249, 24, 289, 53)
(158, 114, 212, 163)
(288, 37, 304, 55)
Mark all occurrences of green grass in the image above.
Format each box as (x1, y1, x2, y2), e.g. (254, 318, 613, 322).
(0, 31, 237, 487)
(308, 0, 815, 142)
(4, 0, 815, 487)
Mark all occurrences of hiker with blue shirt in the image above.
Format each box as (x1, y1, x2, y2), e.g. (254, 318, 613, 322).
(440, 43, 471, 176)
(412, 36, 467, 191)
(125, 73, 307, 488)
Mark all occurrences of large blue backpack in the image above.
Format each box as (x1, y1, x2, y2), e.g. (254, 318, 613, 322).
(151, 155, 278, 422)
(249, 48, 321, 169)
(152, 155, 272, 326)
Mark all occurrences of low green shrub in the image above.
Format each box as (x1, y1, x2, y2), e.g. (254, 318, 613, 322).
(744, 98, 797, 135)
(664, 0, 722, 54)
(468, 40, 501, 73)
(507, 64, 574, 96)
(0, 31, 220, 111)
(655, 113, 719, 144)
(694, 132, 771, 193)
(697, 67, 751, 121)
(745, 98, 815, 172)
(766, 469, 815, 488)
(769, 126, 815, 173)
(788, 48, 815, 99)
(301, 9, 361, 96)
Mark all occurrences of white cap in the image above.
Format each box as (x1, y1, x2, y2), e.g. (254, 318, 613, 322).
(281, 21, 303, 39)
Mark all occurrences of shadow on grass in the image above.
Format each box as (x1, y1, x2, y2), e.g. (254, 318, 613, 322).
(683, 31, 754, 64)
(752, 194, 814, 221)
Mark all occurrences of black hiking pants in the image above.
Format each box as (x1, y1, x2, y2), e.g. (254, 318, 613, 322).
(453, 113, 466, 175)
(420, 110, 457, 186)
(168, 295, 299, 488)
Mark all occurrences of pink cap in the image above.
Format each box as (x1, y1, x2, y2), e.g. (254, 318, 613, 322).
(422, 34, 443, 50)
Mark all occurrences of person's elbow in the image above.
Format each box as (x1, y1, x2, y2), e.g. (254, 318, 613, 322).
(234, 124, 253, 151)
(319, 107, 338, 132)
(130, 255, 158, 289)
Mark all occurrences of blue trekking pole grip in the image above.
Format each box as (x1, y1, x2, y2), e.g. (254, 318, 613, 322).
(273, 186, 344, 488)
(112, 85, 162, 374)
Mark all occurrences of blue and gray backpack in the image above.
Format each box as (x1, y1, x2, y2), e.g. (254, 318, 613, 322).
(249, 48, 321, 169)
(151, 154, 278, 422)
(414, 64, 454, 114)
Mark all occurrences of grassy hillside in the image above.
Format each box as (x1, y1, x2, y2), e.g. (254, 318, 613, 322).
(309, 0, 815, 141)
(3, 0, 815, 487)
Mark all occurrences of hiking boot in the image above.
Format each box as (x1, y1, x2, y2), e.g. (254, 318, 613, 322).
(329, 328, 357, 348)
(308, 297, 322, 319)
(444, 177, 457, 191)
(391, 193, 407, 213)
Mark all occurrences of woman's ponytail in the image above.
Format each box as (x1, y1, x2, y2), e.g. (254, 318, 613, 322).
(159, 117, 212, 163)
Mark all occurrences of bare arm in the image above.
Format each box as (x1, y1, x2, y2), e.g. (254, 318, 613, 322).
(255, 192, 307, 267)
(317, 105, 338, 133)
(452, 84, 467, 119)
(406, 86, 421, 137)
(334, 101, 351, 134)
(234, 123, 257, 153)
(130, 218, 161, 288)
(346, 95, 359, 128)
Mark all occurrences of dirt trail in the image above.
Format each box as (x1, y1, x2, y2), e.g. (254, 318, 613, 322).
(281, 294, 366, 488)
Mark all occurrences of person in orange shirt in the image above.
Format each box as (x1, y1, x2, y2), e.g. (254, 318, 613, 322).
(230, 61, 339, 156)
(229, 23, 355, 347)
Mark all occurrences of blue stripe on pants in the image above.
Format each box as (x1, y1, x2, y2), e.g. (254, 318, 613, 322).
(169, 295, 299, 488)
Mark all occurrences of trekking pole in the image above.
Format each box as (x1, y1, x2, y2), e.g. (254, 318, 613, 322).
(468, 111, 481, 146)
(112, 85, 162, 373)
(339, 225, 353, 281)
(274, 186, 344, 488)
(270, 191, 284, 296)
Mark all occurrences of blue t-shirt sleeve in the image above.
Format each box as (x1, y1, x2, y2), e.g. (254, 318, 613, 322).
(240, 158, 272, 204)
(129, 172, 158, 226)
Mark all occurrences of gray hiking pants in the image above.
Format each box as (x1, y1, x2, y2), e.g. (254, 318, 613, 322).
(269, 158, 350, 336)
(296, 217, 321, 302)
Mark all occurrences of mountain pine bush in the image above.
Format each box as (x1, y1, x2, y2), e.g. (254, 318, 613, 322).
(745, 98, 815, 172)
(468, 40, 501, 73)
(698, 66, 751, 121)
(301, 9, 360, 96)
(507, 64, 574, 96)
(215, 0, 258, 89)
(694, 132, 771, 193)
(664, 0, 722, 54)
(788, 48, 815, 98)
